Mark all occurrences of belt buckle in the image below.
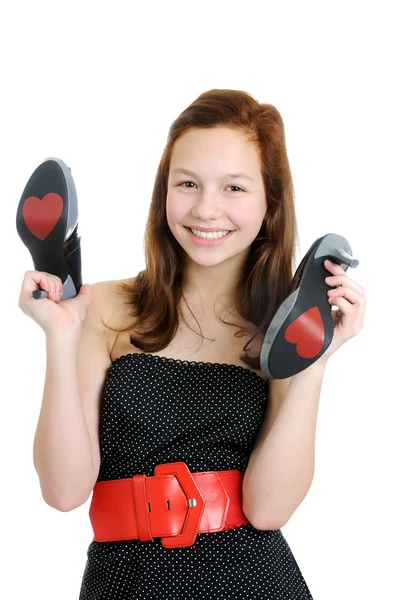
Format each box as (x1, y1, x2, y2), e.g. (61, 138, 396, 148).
(154, 462, 205, 549)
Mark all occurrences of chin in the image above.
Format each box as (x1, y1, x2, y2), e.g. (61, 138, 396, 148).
(184, 248, 246, 269)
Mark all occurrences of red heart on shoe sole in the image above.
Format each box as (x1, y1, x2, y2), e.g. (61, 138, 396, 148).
(284, 306, 325, 358)
(22, 193, 64, 240)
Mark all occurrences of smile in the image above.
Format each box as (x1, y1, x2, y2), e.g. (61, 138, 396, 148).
(190, 228, 230, 240)
(184, 226, 234, 246)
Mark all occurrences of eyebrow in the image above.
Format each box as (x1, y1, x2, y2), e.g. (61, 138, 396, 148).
(171, 168, 255, 183)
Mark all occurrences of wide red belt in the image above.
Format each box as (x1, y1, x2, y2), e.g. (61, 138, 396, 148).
(89, 461, 249, 549)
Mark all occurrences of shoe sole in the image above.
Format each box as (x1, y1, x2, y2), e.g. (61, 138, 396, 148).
(260, 233, 359, 379)
(16, 157, 79, 299)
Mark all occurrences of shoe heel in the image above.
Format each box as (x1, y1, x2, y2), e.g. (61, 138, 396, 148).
(333, 248, 359, 269)
(314, 233, 360, 271)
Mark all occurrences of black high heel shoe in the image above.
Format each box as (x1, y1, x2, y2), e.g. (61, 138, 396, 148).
(16, 157, 82, 300)
(260, 233, 359, 379)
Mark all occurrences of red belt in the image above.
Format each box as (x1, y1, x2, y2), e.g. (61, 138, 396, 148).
(89, 461, 249, 549)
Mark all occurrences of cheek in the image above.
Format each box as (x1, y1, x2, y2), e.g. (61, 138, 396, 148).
(165, 194, 183, 229)
(232, 204, 265, 234)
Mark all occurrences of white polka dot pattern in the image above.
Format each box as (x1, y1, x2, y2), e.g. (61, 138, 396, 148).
(79, 353, 313, 599)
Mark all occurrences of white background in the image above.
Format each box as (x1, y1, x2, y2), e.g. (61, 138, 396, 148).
(1, 1, 397, 598)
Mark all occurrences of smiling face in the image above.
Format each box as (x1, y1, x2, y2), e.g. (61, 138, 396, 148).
(166, 126, 267, 272)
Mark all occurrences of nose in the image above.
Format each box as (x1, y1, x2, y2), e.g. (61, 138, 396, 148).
(190, 190, 224, 221)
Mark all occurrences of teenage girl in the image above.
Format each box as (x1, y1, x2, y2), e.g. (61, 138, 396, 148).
(18, 89, 366, 599)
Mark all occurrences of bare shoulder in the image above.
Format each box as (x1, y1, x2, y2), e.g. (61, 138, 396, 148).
(87, 277, 136, 352)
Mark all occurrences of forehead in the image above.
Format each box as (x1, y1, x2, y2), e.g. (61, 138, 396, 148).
(170, 127, 260, 172)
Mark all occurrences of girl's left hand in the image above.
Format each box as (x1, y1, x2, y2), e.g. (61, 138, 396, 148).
(321, 259, 366, 361)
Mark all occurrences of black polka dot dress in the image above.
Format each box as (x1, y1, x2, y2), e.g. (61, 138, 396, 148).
(79, 353, 313, 599)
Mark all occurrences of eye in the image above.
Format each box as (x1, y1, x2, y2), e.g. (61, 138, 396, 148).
(178, 181, 198, 188)
(227, 185, 244, 192)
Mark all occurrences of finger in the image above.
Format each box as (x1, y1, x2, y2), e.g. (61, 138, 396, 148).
(47, 274, 63, 301)
(327, 285, 363, 305)
(328, 294, 356, 316)
(41, 275, 58, 302)
(327, 285, 365, 319)
(21, 271, 57, 302)
(22, 270, 50, 293)
(46, 277, 57, 301)
(328, 295, 365, 334)
(21, 272, 48, 301)
(325, 276, 365, 295)
(324, 260, 347, 275)
(56, 277, 64, 297)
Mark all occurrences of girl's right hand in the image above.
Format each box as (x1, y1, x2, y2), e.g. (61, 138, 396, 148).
(18, 271, 93, 336)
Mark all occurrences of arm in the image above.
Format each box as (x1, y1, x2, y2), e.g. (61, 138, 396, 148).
(242, 259, 366, 530)
(33, 282, 116, 511)
(242, 359, 327, 530)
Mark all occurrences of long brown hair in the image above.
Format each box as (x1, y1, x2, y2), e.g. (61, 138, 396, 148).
(108, 89, 299, 370)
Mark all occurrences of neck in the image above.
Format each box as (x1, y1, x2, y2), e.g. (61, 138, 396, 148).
(181, 257, 246, 317)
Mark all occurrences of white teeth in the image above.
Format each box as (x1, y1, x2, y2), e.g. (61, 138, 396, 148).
(190, 228, 230, 240)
